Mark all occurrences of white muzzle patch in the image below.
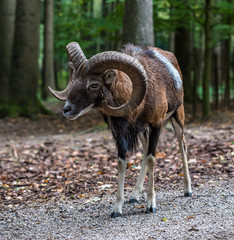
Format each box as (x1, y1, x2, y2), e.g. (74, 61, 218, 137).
(76, 104, 94, 118)
(64, 101, 94, 120)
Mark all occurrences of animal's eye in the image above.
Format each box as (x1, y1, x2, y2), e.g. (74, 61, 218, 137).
(90, 83, 99, 89)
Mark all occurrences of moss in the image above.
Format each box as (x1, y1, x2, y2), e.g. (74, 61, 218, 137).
(6, 103, 21, 117)
(1, 97, 52, 119)
(0, 104, 8, 118)
(38, 101, 53, 115)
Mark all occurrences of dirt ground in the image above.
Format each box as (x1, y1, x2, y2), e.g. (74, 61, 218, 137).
(0, 180, 233, 240)
(0, 108, 233, 239)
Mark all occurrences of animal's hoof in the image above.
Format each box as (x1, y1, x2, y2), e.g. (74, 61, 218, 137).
(129, 198, 139, 204)
(145, 207, 156, 214)
(184, 192, 192, 197)
(111, 212, 122, 218)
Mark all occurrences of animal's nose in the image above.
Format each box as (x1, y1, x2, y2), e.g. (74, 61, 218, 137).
(63, 105, 71, 114)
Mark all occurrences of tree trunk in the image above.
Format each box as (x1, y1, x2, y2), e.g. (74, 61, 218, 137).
(54, 59, 59, 90)
(42, 0, 55, 100)
(9, 0, 46, 117)
(93, 0, 102, 18)
(174, 1, 193, 104)
(202, 0, 213, 119)
(175, 27, 193, 102)
(114, 0, 123, 50)
(122, 0, 154, 46)
(169, 31, 175, 53)
(232, 51, 234, 103)
(212, 50, 219, 110)
(193, 47, 201, 120)
(0, 0, 16, 116)
(223, 3, 231, 109)
(93, 0, 103, 52)
(168, 5, 175, 52)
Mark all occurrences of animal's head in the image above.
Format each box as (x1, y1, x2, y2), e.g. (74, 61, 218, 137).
(49, 42, 148, 119)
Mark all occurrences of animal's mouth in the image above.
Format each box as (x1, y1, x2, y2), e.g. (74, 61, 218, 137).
(63, 104, 94, 120)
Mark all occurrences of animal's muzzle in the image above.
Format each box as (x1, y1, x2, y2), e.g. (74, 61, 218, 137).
(63, 101, 73, 118)
(63, 105, 71, 115)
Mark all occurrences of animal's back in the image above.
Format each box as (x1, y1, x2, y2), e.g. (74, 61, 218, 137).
(122, 44, 183, 125)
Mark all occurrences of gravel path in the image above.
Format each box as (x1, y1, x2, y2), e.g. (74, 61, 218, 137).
(0, 180, 233, 240)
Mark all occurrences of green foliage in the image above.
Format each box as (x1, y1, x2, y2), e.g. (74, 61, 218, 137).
(153, 0, 234, 49)
(54, 0, 123, 59)
(49, 0, 233, 115)
(0, 102, 8, 118)
(53, 0, 124, 86)
(3, 97, 51, 118)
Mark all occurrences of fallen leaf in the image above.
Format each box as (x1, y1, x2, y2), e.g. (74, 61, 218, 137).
(188, 227, 199, 232)
(156, 151, 166, 158)
(186, 215, 196, 219)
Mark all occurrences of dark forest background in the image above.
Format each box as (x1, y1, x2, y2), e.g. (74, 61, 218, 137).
(0, 0, 233, 120)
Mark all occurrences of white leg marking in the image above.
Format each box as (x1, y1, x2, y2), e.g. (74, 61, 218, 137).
(171, 118, 192, 196)
(130, 133, 149, 202)
(112, 158, 126, 216)
(146, 154, 156, 212)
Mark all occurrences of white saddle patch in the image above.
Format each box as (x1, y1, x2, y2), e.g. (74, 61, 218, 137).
(150, 49, 182, 90)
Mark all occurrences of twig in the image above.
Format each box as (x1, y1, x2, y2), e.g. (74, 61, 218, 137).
(0, 158, 16, 162)
(10, 140, 19, 161)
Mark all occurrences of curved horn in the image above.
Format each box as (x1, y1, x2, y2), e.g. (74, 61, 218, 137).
(86, 51, 148, 117)
(48, 42, 87, 100)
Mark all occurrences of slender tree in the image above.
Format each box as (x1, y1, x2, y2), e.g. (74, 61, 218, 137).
(171, 0, 193, 103)
(93, 0, 103, 52)
(175, 27, 193, 103)
(8, 0, 46, 117)
(0, 0, 16, 116)
(42, 0, 55, 99)
(202, 0, 213, 119)
(223, 0, 232, 108)
(123, 0, 154, 46)
(93, 0, 103, 18)
(212, 50, 219, 110)
(192, 47, 201, 119)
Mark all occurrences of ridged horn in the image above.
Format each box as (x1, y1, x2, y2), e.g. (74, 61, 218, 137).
(48, 42, 86, 101)
(86, 51, 148, 117)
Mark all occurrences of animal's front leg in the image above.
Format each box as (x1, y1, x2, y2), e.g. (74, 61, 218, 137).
(111, 139, 127, 218)
(130, 132, 149, 203)
(146, 154, 156, 213)
(146, 125, 161, 213)
(111, 158, 127, 218)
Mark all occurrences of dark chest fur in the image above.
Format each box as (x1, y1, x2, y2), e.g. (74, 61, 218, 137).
(102, 114, 146, 158)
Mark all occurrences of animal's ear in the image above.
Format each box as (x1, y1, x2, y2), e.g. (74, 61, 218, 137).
(103, 70, 116, 85)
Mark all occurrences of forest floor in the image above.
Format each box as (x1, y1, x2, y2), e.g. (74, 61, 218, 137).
(0, 105, 233, 239)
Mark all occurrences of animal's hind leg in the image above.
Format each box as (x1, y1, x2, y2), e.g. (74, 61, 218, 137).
(145, 125, 161, 213)
(129, 131, 149, 203)
(171, 108, 192, 197)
